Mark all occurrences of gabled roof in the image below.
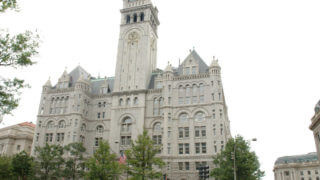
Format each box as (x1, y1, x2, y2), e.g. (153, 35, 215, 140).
(275, 152, 318, 165)
(177, 50, 209, 75)
(68, 65, 91, 87)
(18, 122, 36, 128)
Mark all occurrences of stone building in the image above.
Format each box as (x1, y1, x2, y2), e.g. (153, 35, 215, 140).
(32, 0, 232, 179)
(310, 101, 320, 160)
(0, 122, 35, 156)
(274, 152, 320, 180)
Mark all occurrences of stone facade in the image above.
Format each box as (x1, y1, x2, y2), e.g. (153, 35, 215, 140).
(31, 0, 232, 179)
(274, 152, 320, 180)
(0, 122, 35, 156)
(310, 101, 320, 161)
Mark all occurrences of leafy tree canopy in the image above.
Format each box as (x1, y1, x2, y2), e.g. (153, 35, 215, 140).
(0, 155, 13, 179)
(126, 130, 165, 180)
(11, 151, 35, 180)
(86, 140, 123, 180)
(34, 144, 64, 180)
(211, 136, 264, 180)
(0, 0, 40, 117)
(63, 142, 86, 180)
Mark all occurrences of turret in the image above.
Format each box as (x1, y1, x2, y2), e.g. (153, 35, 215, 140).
(42, 78, 52, 93)
(75, 74, 91, 92)
(164, 62, 174, 80)
(209, 56, 221, 76)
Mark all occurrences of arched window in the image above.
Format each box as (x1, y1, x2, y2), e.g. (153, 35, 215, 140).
(121, 117, 132, 132)
(179, 113, 189, 123)
(199, 83, 204, 95)
(126, 98, 131, 106)
(192, 84, 197, 95)
(153, 122, 162, 132)
(126, 15, 130, 24)
(47, 121, 54, 129)
(119, 98, 124, 106)
(140, 12, 145, 21)
(186, 85, 191, 97)
(133, 13, 138, 22)
(58, 120, 66, 128)
(179, 85, 184, 97)
(96, 125, 104, 133)
(81, 124, 86, 132)
(134, 97, 139, 105)
(153, 98, 159, 116)
(195, 112, 205, 122)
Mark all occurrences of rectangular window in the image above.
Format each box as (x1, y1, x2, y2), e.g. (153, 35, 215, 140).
(201, 126, 206, 137)
(199, 95, 204, 103)
(168, 97, 171, 105)
(212, 93, 215, 101)
(95, 138, 99, 146)
(184, 127, 189, 138)
(179, 144, 183, 154)
(179, 128, 184, 138)
(36, 133, 39, 142)
(192, 66, 196, 74)
(195, 143, 200, 154)
(103, 112, 105, 118)
(17, 145, 20, 151)
(192, 96, 197, 104)
(49, 133, 53, 142)
(185, 67, 190, 75)
(178, 162, 183, 170)
(185, 97, 190, 104)
(121, 136, 126, 145)
(167, 143, 171, 154)
(56, 133, 61, 142)
(212, 109, 216, 119)
(202, 143, 207, 153)
(195, 126, 200, 137)
(168, 113, 172, 122)
(185, 162, 190, 170)
(179, 97, 184, 105)
(168, 127, 171, 138)
(185, 143, 190, 154)
(97, 112, 101, 119)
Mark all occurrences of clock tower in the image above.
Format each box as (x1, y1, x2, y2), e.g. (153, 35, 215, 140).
(114, 0, 160, 92)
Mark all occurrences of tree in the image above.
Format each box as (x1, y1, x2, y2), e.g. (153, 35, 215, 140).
(11, 151, 35, 180)
(34, 144, 64, 180)
(210, 136, 264, 180)
(125, 130, 165, 180)
(86, 140, 123, 180)
(0, 155, 13, 179)
(63, 142, 86, 180)
(0, 0, 40, 117)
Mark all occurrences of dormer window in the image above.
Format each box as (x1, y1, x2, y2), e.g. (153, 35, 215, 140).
(185, 67, 190, 75)
(192, 66, 197, 74)
(133, 13, 138, 23)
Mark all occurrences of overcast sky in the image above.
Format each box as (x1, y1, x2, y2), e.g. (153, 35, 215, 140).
(1, 0, 320, 179)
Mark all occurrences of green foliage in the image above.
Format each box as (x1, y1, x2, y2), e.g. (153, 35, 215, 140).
(0, 0, 17, 12)
(63, 142, 86, 180)
(0, 1, 40, 117)
(0, 155, 13, 179)
(86, 140, 123, 180)
(125, 130, 165, 180)
(11, 151, 35, 180)
(210, 136, 265, 180)
(34, 144, 64, 180)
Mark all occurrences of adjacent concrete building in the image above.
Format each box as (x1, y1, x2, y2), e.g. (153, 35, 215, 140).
(274, 152, 320, 180)
(0, 122, 35, 156)
(32, 0, 232, 179)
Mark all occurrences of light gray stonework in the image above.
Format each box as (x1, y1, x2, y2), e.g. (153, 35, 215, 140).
(274, 152, 320, 180)
(32, 0, 232, 179)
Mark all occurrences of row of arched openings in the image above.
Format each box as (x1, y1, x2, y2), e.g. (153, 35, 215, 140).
(126, 12, 145, 24)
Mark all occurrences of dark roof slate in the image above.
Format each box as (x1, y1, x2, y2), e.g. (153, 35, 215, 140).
(275, 152, 318, 165)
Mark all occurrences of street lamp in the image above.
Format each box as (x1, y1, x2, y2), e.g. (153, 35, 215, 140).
(232, 138, 257, 180)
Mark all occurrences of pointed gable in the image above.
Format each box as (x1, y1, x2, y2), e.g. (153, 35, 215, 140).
(68, 66, 91, 87)
(177, 50, 209, 75)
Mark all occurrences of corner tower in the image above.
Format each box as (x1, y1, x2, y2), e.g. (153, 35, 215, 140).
(114, 0, 160, 92)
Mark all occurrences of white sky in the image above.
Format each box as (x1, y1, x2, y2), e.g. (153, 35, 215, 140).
(1, 0, 320, 179)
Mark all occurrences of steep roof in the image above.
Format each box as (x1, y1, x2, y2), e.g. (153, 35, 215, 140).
(275, 152, 318, 165)
(177, 50, 209, 75)
(68, 65, 91, 86)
